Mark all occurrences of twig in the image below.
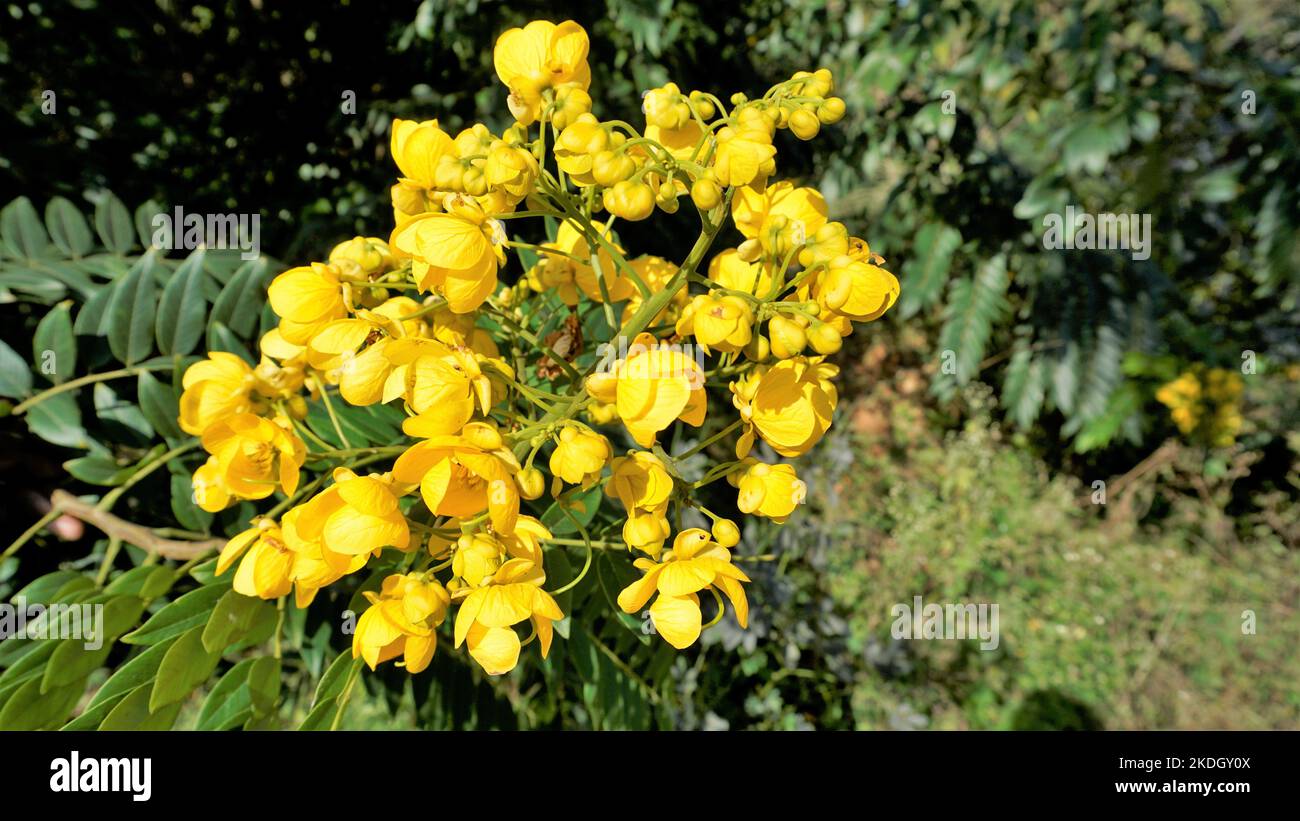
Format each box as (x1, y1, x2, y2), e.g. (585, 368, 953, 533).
(49, 490, 222, 560)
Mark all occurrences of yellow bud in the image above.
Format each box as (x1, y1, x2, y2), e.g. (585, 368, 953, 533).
(287, 395, 308, 420)
(744, 333, 771, 362)
(517, 467, 545, 500)
(818, 97, 846, 124)
(789, 108, 821, 140)
(711, 518, 741, 548)
(811, 68, 834, 97)
(602, 180, 655, 221)
(655, 181, 680, 213)
(551, 86, 593, 131)
(736, 238, 763, 262)
(591, 150, 637, 187)
(807, 320, 843, 355)
(690, 177, 722, 211)
(768, 315, 807, 359)
(689, 90, 716, 120)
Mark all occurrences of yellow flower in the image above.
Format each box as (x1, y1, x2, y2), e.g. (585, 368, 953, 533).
(549, 425, 612, 487)
(268, 262, 348, 346)
(391, 119, 456, 191)
(389, 195, 506, 313)
(295, 468, 411, 558)
(493, 19, 591, 126)
(192, 414, 306, 513)
(732, 460, 806, 523)
(281, 504, 369, 608)
(216, 519, 294, 600)
(392, 422, 521, 534)
(450, 516, 550, 587)
(731, 357, 838, 458)
(644, 120, 706, 161)
(353, 573, 450, 674)
(540, 220, 633, 305)
(676, 292, 754, 354)
(814, 257, 900, 322)
(453, 558, 564, 675)
(708, 248, 774, 297)
(731, 181, 828, 258)
(623, 512, 673, 557)
(585, 332, 707, 448)
(382, 337, 499, 434)
(712, 116, 776, 189)
(621, 255, 687, 325)
(484, 140, 539, 200)
(616, 528, 749, 649)
(553, 113, 609, 185)
(606, 451, 675, 555)
(179, 352, 256, 436)
(643, 82, 691, 130)
(606, 451, 673, 514)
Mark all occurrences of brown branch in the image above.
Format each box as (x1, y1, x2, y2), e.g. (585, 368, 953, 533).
(50, 490, 223, 560)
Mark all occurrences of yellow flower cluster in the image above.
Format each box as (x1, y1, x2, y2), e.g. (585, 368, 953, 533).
(179, 19, 899, 678)
(1155, 366, 1244, 447)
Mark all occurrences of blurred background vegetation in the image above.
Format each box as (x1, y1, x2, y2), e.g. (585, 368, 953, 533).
(1, 0, 1296, 729)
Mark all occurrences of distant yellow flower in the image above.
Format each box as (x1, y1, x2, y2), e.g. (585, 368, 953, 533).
(453, 557, 564, 675)
(191, 414, 305, 513)
(731, 357, 838, 458)
(389, 195, 506, 313)
(585, 332, 706, 448)
(494, 19, 591, 125)
(539, 220, 632, 305)
(392, 422, 521, 534)
(732, 460, 806, 523)
(549, 425, 612, 487)
(353, 573, 450, 674)
(620, 256, 686, 325)
(179, 352, 256, 436)
(617, 528, 749, 649)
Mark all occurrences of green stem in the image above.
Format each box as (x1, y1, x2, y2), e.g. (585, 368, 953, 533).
(313, 376, 352, 449)
(11, 363, 175, 416)
(677, 419, 742, 460)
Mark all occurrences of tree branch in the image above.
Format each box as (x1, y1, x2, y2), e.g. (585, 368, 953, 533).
(49, 490, 223, 560)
